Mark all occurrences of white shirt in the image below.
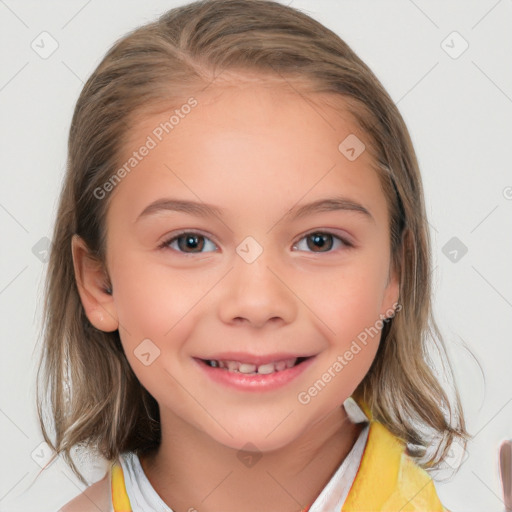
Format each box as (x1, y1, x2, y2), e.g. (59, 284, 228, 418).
(117, 399, 369, 512)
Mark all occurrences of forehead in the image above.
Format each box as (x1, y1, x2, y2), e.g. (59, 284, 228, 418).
(107, 80, 388, 229)
(125, 73, 374, 160)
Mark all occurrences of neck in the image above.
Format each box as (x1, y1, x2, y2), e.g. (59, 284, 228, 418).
(140, 406, 363, 512)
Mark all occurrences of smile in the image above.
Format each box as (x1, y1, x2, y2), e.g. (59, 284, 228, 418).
(203, 357, 309, 375)
(194, 355, 316, 392)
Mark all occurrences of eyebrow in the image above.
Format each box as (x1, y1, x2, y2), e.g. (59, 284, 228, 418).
(135, 196, 374, 223)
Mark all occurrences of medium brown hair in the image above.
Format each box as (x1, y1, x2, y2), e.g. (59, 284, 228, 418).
(35, 0, 467, 485)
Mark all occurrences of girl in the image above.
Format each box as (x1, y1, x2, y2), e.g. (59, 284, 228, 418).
(36, 0, 468, 510)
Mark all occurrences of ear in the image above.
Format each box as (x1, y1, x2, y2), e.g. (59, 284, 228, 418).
(380, 261, 400, 319)
(71, 234, 119, 332)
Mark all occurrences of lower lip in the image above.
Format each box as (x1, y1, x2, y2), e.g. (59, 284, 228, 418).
(194, 357, 316, 392)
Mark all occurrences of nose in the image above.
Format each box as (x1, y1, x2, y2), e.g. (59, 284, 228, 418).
(217, 248, 297, 329)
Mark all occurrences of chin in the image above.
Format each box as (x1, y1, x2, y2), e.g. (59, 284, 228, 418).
(205, 420, 304, 454)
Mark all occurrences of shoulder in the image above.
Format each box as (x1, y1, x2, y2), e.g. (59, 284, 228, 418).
(59, 471, 111, 512)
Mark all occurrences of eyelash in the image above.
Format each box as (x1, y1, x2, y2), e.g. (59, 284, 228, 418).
(158, 229, 354, 255)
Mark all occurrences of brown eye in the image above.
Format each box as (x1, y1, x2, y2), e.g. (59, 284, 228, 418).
(161, 232, 217, 254)
(177, 233, 204, 252)
(306, 233, 333, 252)
(293, 231, 351, 253)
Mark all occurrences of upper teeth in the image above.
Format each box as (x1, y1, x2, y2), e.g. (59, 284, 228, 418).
(208, 358, 297, 374)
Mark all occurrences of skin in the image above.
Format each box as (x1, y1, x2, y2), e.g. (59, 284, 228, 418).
(72, 75, 399, 512)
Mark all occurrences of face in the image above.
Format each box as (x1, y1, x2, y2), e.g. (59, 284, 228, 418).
(74, 78, 399, 453)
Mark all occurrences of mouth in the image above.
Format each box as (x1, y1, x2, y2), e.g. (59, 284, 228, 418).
(198, 356, 311, 375)
(194, 353, 317, 392)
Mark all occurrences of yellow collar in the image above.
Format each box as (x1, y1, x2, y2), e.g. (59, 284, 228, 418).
(342, 421, 446, 511)
(111, 421, 446, 511)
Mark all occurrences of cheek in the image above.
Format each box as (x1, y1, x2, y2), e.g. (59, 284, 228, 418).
(111, 254, 220, 384)
(304, 259, 389, 331)
(299, 259, 388, 388)
(304, 282, 383, 403)
(111, 252, 205, 333)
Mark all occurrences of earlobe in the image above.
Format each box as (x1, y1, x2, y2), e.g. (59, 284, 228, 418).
(71, 234, 119, 333)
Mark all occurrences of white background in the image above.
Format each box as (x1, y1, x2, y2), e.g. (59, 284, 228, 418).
(0, 1, 511, 510)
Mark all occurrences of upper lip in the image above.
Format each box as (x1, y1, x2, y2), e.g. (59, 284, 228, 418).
(196, 352, 315, 366)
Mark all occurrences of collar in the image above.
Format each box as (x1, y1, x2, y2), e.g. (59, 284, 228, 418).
(111, 400, 446, 512)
